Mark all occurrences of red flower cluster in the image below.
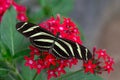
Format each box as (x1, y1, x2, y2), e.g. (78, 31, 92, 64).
(39, 14, 82, 44)
(0, 0, 28, 22)
(25, 46, 78, 80)
(83, 47, 114, 74)
(24, 15, 80, 80)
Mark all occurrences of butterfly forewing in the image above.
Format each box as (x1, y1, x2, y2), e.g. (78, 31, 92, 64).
(16, 22, 55, 51)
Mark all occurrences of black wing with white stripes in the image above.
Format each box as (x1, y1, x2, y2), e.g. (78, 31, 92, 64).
(16, 22, 92, 60)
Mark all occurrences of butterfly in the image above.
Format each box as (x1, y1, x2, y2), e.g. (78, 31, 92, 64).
(16, 22, 92, 60)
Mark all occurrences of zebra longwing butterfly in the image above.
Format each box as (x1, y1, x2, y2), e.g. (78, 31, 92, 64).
(16, 22, 92, 60)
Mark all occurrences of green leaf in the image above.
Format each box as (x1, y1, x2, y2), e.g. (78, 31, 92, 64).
(0, 75, 12, 80)
(0, 60, 8, 68)
(34, 70, 46, 80)
(13, 49, 30, 60)
(0, 41, 12, 60)
(21, 61, 36, 80)
(0, 7, 30, 56)
(0, 60, 12, 78)
(0, 68, 9, 76)
(0, 7, 16, 56)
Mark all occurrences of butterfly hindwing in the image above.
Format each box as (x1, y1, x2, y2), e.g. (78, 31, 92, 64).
(53, 38, 92, 60)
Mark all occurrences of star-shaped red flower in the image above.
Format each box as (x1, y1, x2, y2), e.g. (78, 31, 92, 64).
(107, 57, 114, 65)
(29, 45, 40, 56)
(63, 18, 76, 28)
(104, 62, 113, 73)
(24, 56, 36, 69)
(96, 49, 108, 59)
(55, 66, 66, 77)
(58, 59, 68, 67)
(67, 58, 78, 68)
(47, 70, 57, 80)
(35, 59, 44, 74)
(44, 54, 56, 67)
(83, 60, 96, 74)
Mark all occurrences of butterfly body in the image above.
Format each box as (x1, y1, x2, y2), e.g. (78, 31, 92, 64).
(16, 22, 92, 60)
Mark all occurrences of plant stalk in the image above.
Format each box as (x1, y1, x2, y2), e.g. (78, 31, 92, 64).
(32, 72, 38, 80)
(6, 60, 24, 80)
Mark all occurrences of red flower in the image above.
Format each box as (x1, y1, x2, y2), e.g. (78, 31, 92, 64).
(55, 66, 66, 77)
(39, 16, 60, 35)
(12, 1, 26, 12)
(12, 1, 28, 21)
(83, 47, 114, 74)
(67, 58, 78, 68)
(63, 17, 76, 28)
(0, 0, 28, 22)
(107, 57, 114, 65)
(35, 59, 44, 74)
(44, 54, 56, 67)
(47, 70, 57, 80)
(24, 56, 36, 69)
(96, 49, 108, 59)
(17, 13, 28, 22)
(83, 60, 96, 74)
(29, 45, 40, 56)
(39, 15, 82, 44)
(104, 62, 113, 73)
(58, 59, 68, 67)
(66, 34, 82, 44)
(0, 0, 11, 15)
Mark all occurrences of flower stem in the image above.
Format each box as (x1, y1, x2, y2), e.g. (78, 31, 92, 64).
(15, 69, 24, 80)
(32, 72, 38, 80)
(6, 60, 23, 80)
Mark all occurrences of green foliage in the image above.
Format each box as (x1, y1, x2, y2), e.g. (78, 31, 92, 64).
(0, 41, 11, 60)
(1, 7, 17, 55)
(28, 0, 74, 23)
(0, 61, 10, 77)
(40, 0, 74, 16)
(21, 61, 36, 80)
(0, 7, 30, 56)
(0, 7, 30, 80)
(13, 49, 30, 60)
